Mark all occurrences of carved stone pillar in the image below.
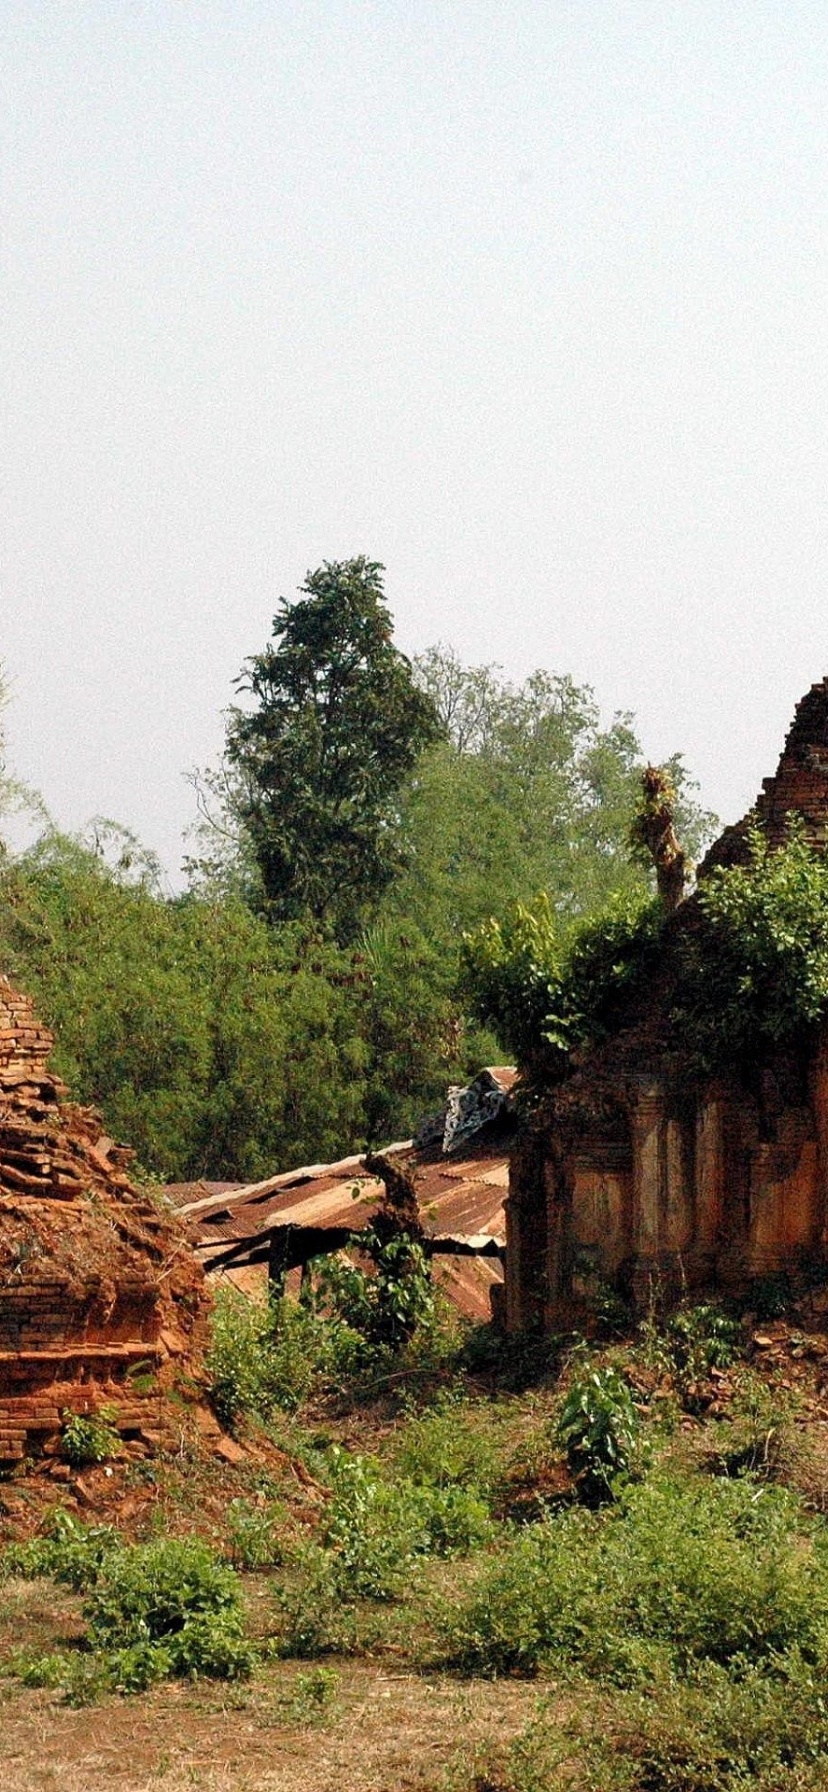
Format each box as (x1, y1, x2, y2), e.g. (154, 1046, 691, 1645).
(630, 1078, 666, 1262)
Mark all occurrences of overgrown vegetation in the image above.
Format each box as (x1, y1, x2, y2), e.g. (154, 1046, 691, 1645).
(0, 574, 714, 1179)
(8, 1290, 828, 1792)
(2, 1513, 253, 1698)
(463, 815, 828, 1093)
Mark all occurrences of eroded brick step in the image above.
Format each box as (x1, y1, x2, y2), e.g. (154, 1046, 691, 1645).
(0, 1343, 162, 1363)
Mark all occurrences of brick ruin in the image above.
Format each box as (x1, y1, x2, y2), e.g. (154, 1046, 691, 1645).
(0, 974, 210, 1464)
(505, 679, 828, 1332)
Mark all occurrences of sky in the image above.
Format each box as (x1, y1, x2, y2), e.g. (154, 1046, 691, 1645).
(3, 1, 828, 886)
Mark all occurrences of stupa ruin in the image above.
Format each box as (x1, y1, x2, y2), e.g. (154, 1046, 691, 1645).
(0, 973, 209, 1464)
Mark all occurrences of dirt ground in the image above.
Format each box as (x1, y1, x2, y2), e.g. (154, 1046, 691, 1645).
(0, 1663, 544, 1792)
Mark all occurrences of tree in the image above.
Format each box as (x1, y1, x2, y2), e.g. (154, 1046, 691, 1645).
(387, 647, 715, 950)
(224, 559, 442, 942)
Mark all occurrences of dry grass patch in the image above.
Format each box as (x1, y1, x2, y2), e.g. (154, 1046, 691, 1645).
(0, 1663, 543, 1792)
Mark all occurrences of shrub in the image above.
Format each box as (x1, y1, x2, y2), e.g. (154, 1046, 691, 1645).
(320, 1448, 422, 1599)
(84, 1536, 254, 1681)
(472, 1660, 828, 1792)
(390, 1399, 501, 1498)
(675, 819, 828, 1072)
(224, 1497, 286, 1570)
(61, 1405, 120, 1467)
(280, 1665, 340, 1724)
(461, 892, 662, 1077)
(3, 1523, 255, 1696)
(556, 1361, 640, 1500)
(440, 1472, 828, 1679)
(0, 1509, 121, 1590)
(311, 1222, 435, 1354)
(207, 1286, 337, 1425)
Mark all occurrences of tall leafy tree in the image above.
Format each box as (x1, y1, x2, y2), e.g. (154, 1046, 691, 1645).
(389, 646, 715, 948)
(224, 558, 442, 942)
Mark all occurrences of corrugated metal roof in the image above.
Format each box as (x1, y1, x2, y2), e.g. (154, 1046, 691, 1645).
(170, 1070, 516, 1324)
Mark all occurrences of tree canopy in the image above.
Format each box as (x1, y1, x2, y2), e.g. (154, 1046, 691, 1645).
(224, 558, 442, 942)
(388, 646, 714, 950)
(0, 582, 718, 1181)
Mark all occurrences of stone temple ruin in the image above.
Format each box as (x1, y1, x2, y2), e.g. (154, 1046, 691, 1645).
(0, 975, 209, 1465)
(505, 679, 828, 1333)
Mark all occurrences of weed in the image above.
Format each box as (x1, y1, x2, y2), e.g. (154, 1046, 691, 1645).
(207, 1288, 333, 1426)
(709, 1371, 797, 1482)
(280, 1665, 340, 1724)
(556, 1359, 640, 1500)
(61, 1405, 121, 1467)
(223, 1497, 286, 1570)
(310, 1221, 435, 1353)
(390, 1397, 501, 1498)
(471, 1660, 828, 1791)
(1, 1508, 121, 1590)
(3, 1523, 255, 1697)
(440, 1471, 828, 1679)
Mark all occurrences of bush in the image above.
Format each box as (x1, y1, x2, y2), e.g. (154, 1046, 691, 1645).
(472, 1659, 828, 1792)
(556, 1361, 641, 1500)
(2, 1523, 255, 1696)
(311, 1222, 435, 1354)
(60, 1406, 121, 1467)
(224, 1497, 286, 1570)
(675, 820, 828, 1072)
(461, 892, 662, 1077)
(207, 1287, 339, 1426)
(84, 1536, 254, 1681)
(0, 1509, 121, 1590)
(390, 1399, 501, 1498)
(319, 1448, 424, 1599)
(440, 1472, 828, 1679)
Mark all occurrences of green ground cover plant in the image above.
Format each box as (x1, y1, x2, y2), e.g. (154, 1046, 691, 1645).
(207, 1285, 361, 1425)
(439, 1470, 828, 1680)
(60, 1405, 121, 1468)
(1, 1517, 255, 1699)
(556, 1360, 642, 1500)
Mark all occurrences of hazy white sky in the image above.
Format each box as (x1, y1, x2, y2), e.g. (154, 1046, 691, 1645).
(3, 2, 828, 883)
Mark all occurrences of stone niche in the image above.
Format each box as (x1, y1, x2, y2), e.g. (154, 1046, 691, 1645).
(0, 973, 210, 1463)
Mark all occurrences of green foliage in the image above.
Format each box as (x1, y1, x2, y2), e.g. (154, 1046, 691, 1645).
(61, 1405, 120, 1467)
(279, 1665, 340, 1724)
(0, 839, 375, 1180)
(461, 896, 565, 1071)
(223, 1497, 286, 1570)
(319, 1448, 423, 1599)
(83, 1536, 254, 1681)
(274, 1439, 493, 1656)
(440, 1471, 828, 1680)
(677, 820, 828, 1071)
(2, 1521, 254, 1697)
(557, 1362, 641, 1500)
(0, 1508, 121, 1590)
(224, 558, 442, 942)
(389, 1399, 501, 1499)
(311, 1221, 435, 1354)
(639, 1303, 741, 1413)
(475, 1661, 828, 1792)
(462, 892, 662, 1075)
(464, 818, 828, 1088)
(561, 894, 663, 1044)
(402, 650, 714, 951)
(207, 1288, 345, 1427)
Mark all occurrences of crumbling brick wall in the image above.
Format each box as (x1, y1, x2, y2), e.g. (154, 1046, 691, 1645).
(0, 975, 210, 1462)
